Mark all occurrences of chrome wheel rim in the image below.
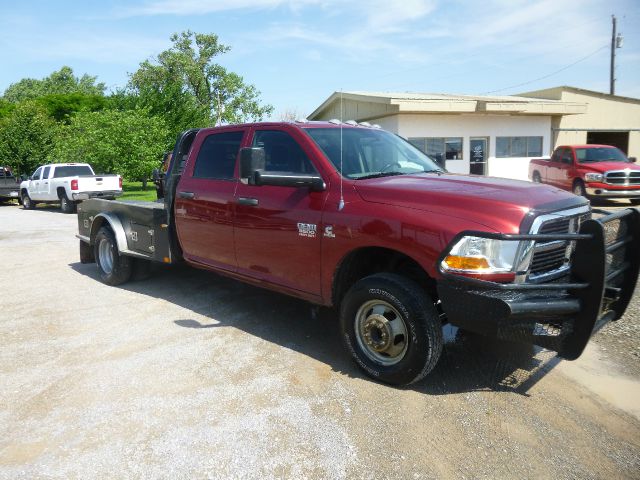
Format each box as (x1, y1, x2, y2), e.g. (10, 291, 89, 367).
(573, 184, 583, 195)
(354, 300, 409, 366)
(98, 238, 114, 274)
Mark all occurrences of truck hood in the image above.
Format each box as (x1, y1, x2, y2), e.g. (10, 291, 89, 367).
(577, 162, 640, 173)
(354, 173, 583, 233)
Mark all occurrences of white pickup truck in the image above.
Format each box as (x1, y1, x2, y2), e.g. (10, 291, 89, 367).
(20, 163, 122, 213)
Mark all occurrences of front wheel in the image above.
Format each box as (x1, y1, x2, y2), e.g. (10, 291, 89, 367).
(340, 273, 443, 385)
(94, 227, 132, 285)
(22, 193, 35, 210)
(573, 180, 587, 197)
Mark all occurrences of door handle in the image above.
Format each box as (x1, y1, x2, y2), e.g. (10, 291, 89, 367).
(178, 191, 195, 199)
(237, 197, 259, 206)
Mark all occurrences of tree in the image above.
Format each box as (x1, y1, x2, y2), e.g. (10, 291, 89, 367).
(3, 66, 106, 103)
(128, 31, 273, 130)
(52, 109, 169, 181)
(36, 93, 108, 123)
(0, 102, 57, 175)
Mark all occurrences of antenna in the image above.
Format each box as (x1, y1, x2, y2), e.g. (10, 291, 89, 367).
(338, 90, 345, 211)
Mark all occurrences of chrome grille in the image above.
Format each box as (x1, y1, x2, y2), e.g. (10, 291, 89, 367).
(605, 170, 640, 186)
(527, 210, 590, 282)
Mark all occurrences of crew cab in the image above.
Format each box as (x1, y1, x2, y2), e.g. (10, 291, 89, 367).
(76, 122, 639, 385)
(21, 163, 122, 213)
(0, 166, 20, 202)
(529, 145, 640, 203)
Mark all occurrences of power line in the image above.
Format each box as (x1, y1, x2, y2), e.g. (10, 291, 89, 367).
(482, 44, 608, 95)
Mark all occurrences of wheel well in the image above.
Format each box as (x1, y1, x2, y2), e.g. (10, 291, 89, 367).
(20, 188, 28, 196)
(89, 217, 110, 244)
(57, 187, 66, 199)
(332, 247, 436, 307)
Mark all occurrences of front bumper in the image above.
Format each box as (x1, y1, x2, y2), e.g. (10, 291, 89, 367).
(586, 186, 640, 198)
(72, 190, 122, 201)
(437, 208, 640, 359)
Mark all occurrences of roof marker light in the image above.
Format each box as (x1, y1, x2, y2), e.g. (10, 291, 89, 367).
(345, 120, 358, 126)
(329, 118, 342, 124)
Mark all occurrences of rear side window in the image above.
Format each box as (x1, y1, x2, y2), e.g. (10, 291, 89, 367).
(252, 130, 315, 174)
(53, 166, 93, 177)
(193, 131, 244, 179)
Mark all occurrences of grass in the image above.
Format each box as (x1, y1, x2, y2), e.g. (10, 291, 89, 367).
(121, 181, 158, 202)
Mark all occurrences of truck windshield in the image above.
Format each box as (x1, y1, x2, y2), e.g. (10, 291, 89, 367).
(53, 165, 94, 177)
(576, 147, 629, 163)
(303, 127, 443, 179)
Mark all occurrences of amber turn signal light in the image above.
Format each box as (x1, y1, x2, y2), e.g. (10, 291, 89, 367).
(442, 255, 490, 271)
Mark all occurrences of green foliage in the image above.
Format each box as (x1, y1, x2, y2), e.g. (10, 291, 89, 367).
(0, 102, 58, 175)
(0, 99, 16, 120)
(121, 181, 158, 202)
(36, 93, 108, 123)
(3, 66, 106, 103)
(52, 109, 169, 181)
(128, 30, 273, 130)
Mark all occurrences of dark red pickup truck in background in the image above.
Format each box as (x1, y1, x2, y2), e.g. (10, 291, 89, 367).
(529, 145, 640, 204)
(76, 122, 640, 385)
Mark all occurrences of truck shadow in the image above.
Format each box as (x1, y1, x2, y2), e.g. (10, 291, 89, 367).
(70, 261, 561, 396)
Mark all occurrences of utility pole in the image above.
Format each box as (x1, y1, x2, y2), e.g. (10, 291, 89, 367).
(610, 15, 623, 95)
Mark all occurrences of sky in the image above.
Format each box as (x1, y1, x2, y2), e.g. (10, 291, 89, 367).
(1, 0, 639, 118)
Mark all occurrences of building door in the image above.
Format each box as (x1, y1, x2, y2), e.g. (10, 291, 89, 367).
(470, 137, 488, 175)
(586, 131, 629, 154)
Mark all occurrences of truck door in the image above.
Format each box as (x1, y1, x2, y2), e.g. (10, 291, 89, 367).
(174, 128, 245, 272)
(546, 148, 563, 187)
(38, 166, 52, 199)
(557, 148, 575, 190)
(234, 127, 327, 297)
(28, 167, 42, 199)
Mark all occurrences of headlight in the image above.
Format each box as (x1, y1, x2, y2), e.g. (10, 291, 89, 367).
(441, 236, 532, 274)
(584, 172, 603, 182)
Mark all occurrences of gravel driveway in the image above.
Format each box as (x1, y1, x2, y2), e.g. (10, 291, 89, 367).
(1, 202, 639, 479)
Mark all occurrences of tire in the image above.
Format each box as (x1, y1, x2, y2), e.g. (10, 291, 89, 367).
(532, 172, 542, 183)
(340, 273, 443, 386)
(573, 180, 587, 197)
(630, 199, 640, 206)
(22, 192, 35, 210)
(94, 227, 133, 285)
(60, 193, 76, 213)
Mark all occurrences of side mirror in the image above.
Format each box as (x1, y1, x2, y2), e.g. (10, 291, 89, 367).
(240, 147, 266, 184)
(629, 157, 637, 163)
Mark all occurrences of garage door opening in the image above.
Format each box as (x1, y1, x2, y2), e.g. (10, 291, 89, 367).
(587, 131, 629, 154)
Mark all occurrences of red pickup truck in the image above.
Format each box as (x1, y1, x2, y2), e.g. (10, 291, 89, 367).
(76, 122, 640, 385)
(529, 145, 640, 204)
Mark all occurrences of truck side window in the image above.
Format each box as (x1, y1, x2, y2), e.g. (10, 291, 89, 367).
(561, 149, 573, 164)
(42, 166, 51, 179)
(551, 149, 562, 163)
(193, 131, 244, 180)
(32, 167, 42, 180)
(252, 130, 315, 174)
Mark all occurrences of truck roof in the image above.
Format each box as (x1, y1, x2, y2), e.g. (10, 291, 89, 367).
(197, 120, 381, 132)
(560, 144, 619, 149)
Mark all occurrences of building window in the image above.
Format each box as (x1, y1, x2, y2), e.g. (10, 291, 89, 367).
(408, 137, 463, 160)
(496, 136, 543, 157)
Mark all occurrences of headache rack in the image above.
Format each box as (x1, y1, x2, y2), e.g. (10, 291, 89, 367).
(437, 208, 640, 360)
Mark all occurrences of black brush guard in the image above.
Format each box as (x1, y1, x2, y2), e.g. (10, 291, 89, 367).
(437, 208, 640, 360)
